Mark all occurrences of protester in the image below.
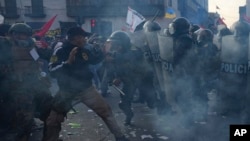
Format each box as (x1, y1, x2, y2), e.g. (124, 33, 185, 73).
(43, 27, 128, 141)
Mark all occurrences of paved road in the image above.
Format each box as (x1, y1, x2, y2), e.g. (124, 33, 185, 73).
(29, 82, 238, 141)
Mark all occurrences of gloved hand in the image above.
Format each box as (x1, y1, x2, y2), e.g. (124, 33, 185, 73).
(113, 78, 121, 87)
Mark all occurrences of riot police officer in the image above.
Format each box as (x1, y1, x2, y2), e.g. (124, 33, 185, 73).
(129, 24, 157, 109)
(0, 23, 53, 141)
(143, 20, 173, 115)
(194, 28, 220, 121)
(167, 17, 196, 124)
(218, 20, 249, 122)
(106, 31, 137, 125)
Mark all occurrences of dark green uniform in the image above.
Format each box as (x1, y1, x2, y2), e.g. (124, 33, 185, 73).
(0, 35, 52, 141)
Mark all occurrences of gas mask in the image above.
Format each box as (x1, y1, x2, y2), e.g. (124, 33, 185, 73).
(168, 23, 175, 36)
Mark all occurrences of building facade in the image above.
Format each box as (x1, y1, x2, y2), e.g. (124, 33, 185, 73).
(177, 0, 208, 26)
(247, 0, 250, 16)
(0, 0, 207, 37)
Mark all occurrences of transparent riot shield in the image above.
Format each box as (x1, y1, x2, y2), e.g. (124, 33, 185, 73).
(219, 35, 248, 116)
(129, 30, 153, 71)
(144, 30, 164, 92)
(157, 30, 180, 113)
(243, 34, 250, 122)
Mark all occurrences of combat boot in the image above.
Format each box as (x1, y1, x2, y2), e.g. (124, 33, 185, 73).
(124, 112, 134, 126)
(119, 103, 134, 126)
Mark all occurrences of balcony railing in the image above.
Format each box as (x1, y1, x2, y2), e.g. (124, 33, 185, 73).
(66, 4, 164, 18)
(24, 6, 46, 18)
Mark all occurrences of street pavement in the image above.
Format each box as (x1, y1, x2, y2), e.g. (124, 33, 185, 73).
(29, 82, 240, 141)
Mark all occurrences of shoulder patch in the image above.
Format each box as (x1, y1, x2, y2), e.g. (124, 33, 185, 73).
(50, 55, 58, 63)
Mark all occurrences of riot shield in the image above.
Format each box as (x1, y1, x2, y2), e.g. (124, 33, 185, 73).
(244, 35, 250, 123)
(130, 30, 152, 66)
(129, 30, 146, 50)
(129, 30, 158, 108)
(144, 29, 164, 92)
(213, 35, 222, 51)
(157, 30, 180, 113)
(219, 35, 248, 116)
(129, 30, 153, 70)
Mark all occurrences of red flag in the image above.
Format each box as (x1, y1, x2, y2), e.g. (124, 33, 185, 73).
(34, 15, 57, 37)
(217, 17, 226, 26)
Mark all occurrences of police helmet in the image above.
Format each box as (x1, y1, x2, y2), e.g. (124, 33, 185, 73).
(230, 20, 250, 37)
(143, 20, 161, 32)
(8, 23, 32, 36)
(107, 31, 131, 50)
(196, 29, 214, 43)
(168, 17, 190, 36)
(134, 21, 146, 32)
(189, 24, 200, 33)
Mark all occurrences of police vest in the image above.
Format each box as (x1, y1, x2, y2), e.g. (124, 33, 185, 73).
(11, 41, 40, 81)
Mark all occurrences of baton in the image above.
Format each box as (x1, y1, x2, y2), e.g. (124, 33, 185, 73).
(152, 10, 160, 22)
(112, 85, 125, 96)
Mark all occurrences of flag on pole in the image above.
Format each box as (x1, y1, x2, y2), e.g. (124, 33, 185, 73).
(34, 15, 57, 37)
(126, 7, 145, 32)
(165, 7, 176, 19)
(216, 17, 227, 26)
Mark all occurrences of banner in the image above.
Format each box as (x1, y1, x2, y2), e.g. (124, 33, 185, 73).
(45, 29, 61, 37)
(34, 15, 57, 37)
(165, 7, 176, 19)
(126, 7, 145, 32)
(215, 17, 227, 27)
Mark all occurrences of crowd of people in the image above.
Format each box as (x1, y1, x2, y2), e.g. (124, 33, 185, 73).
(1, 16, 250, 141)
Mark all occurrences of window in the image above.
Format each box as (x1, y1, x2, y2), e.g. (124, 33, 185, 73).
(31, 0, 45, 17)
(4, 0, 18, 17)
